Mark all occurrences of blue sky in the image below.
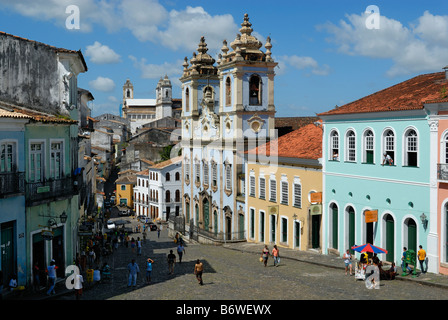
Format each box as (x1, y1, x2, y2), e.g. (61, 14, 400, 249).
(1, 0, 447, 117)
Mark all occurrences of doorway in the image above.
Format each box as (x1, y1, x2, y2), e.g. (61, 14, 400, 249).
(385, 214, 395, 262)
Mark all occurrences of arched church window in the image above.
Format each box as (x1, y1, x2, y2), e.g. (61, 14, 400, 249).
(249, 74, 261, 105)
(185, 88, 190, 112)
(226, 77, 232, 106)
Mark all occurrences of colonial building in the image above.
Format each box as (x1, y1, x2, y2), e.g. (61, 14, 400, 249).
(181, 14, 277, 242)
(318, 70, 447, 273)
(246, 122, 323, 250)
(134, 156, 182, 221)
(0, 31, 87, 287)
(121, 76, 182, 134)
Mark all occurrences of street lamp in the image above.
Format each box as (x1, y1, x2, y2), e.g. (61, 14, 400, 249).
(42, 211, 68, 228)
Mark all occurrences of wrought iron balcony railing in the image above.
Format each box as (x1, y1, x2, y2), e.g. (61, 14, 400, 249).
(26, 176, 75, 205)
(0, 171, 25, 197)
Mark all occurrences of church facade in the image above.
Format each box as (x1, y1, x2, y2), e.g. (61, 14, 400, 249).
(181, 14, 278, 241)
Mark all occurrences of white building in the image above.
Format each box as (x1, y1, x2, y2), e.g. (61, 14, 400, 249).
(134, 156, 182, 221)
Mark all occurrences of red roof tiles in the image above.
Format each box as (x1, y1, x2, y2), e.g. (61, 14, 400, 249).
(318, 72, 448, 116)
(249, 122, 322, 160)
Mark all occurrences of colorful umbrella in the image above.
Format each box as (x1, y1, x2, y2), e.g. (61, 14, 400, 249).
(351, 243, 388, 254)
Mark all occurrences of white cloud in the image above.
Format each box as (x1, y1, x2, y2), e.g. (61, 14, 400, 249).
(89, 76, 116, 92)
(278, 55, 331, 76)
(319, 10, 448, 77)
(129, 55, 182, 80)
(0, 1, 239, 53)
(85, 41, 121, 64)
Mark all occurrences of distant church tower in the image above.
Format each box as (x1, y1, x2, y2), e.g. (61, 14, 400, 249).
(122, 78, 134, 118)
(156, 75, 173, 119)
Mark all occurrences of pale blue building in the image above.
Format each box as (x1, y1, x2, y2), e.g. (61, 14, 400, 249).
(319, 71, 445, 273)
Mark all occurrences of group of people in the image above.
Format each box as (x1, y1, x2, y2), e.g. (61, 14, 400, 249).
(260, 244, 280, 267)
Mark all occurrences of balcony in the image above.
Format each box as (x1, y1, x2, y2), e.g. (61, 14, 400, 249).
(26, 176, 76, 206)
(438, 164, 448, 181)
(0, 172, 25, 198)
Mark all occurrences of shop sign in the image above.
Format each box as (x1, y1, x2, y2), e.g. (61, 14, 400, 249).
(310, 204, 322, 215)
(365, 210, 378, 223)
(310, 192, 322, 203)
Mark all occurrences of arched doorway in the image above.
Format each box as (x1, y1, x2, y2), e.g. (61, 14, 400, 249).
(405, 218, 417, 253)
(384, 214, 395, 262)
(330, 203, 338, 250)
(203, 198, 209, 231)
(347, 206, 355, 254)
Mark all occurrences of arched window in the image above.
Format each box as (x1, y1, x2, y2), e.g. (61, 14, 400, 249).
(175, 190, 180, 202)
(364, 130, 374, 164)
(249, 74, 261, 105)
(226, 77, 232, 106)
(175, 172, 180, 181)
(405, 129, 418, 167)
(383, 129, 395, 165)
(185, 87, 190, 112)
(166, 172, 170, 181)
(330, 130, 339, 161)
(346, 130, 356, 162)
(165, 190, 170, 202)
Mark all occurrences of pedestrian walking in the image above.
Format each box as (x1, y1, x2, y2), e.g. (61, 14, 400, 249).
(74, 272, 83, 300)
(272, 245, 280, 267)
(158, 226, 161, 238)
(418, 245, 427, 274)
(167, 250, 176, 275)
(177, 243, 186, 263)
(130, 237, 136, 253)
(46, 260, 57, 296)
(146, 258, 154, 284)
(401, 247, 412, 274)
(261, 245, 269, 267)
(137, 237, 142, 256)
(343, 249, 353, 275)
(127, 259, 140, 287)
(33, 261, 40, 292)
(194, 259, 204, 285)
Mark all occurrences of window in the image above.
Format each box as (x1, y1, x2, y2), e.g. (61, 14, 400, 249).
(0, 142, 16, 172)
(405, 129, 418, 167)
(185, 88, 190, 112)
(249, 74, 262, 105)
(293, 182, 302, 208)
(259, 177, 266, 199)
(364, 130, 374, 164)
(203, 161, 209, 185)
(269, 178, 276, 202)
(195, 161, 200, 184)
(226, 77, 232, 106)
(185, 158, 190, 182)
(250, 208, 255, 239)
(330, 131, 339, 161)
(249, 175, 255, 197)
(281, 181, 288, 205)
(166, 190, 170, 202)
(346, 130, 356, 162)
(175, 172, 180, 181)
(121, 185, 126, 191)
(225, 164, 232, 190)
(175, 190, 180, 202)
(383, 129, 395, 165)
(30, 142, 44, 182)
(212, 162, 217, 188)
(281, 217, 288, 243)
(166, 172, 170, 181)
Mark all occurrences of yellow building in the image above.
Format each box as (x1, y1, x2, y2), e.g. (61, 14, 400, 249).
(115, 174, 137, 209)
(246, 122, 323, 251)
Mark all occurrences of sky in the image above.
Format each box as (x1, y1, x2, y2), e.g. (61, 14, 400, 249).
(0, 0, 447, 118)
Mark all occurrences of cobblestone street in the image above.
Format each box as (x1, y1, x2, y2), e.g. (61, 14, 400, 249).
(52, 222, 448, 301)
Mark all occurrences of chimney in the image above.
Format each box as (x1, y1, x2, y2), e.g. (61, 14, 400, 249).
(444, 65, 448, 80)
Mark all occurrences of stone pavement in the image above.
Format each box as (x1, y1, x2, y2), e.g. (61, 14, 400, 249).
(5, 222, 448, 300)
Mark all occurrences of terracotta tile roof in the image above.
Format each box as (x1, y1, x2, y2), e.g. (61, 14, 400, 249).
(249, 122, 322, 160)
(318, 72, 448, 116)
(151, 156, 182, 169)
(0, 101, 77, 124)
